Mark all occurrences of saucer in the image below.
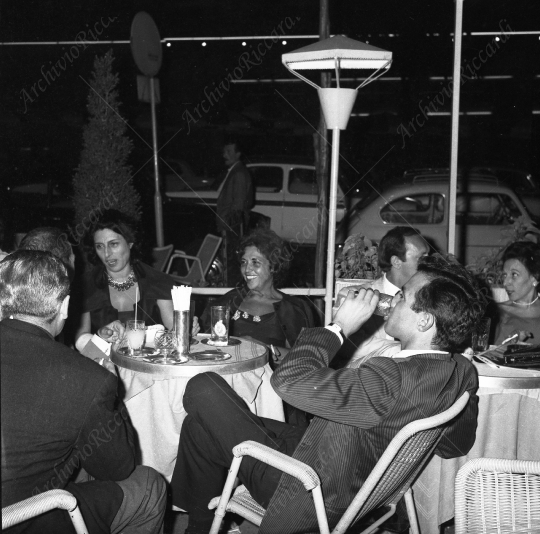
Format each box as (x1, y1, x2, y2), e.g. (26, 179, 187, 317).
(201, 337, 241, 347)
(189, 351, 232, 361)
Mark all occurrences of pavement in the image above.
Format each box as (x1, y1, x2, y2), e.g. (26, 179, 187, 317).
(164, 509, 456, 534)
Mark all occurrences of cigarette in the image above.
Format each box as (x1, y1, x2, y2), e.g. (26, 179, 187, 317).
(502, 333, 518, 345)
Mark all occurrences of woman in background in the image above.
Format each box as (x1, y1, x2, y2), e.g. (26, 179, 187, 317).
(201, 229, 315, 425)
(493, 241, 540, 345)
(202, 229, 314, 358)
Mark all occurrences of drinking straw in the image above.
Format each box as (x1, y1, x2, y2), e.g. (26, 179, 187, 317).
(135, 286, 138, 323)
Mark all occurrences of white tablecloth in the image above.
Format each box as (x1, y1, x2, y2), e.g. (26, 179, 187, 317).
(413, 386, 540, 533)
(118, 363, 284, 481)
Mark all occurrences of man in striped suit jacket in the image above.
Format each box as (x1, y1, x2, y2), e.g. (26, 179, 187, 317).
(170, 256, 485, 534)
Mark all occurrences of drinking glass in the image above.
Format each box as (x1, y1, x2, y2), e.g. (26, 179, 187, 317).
(126, 319, 146, 355)
(154, 330, 178, 364)
(472, 317, 491, 353)
(210, 306, 230, 346)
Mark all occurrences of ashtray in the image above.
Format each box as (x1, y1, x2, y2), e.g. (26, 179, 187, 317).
(117, 347, 159, 358)
(142, 354, 189, 365)
(189, 351, 232, 361)
(201, 337, 241, 347)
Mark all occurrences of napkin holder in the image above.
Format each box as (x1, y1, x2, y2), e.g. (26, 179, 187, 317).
(173, 310, 190, 356)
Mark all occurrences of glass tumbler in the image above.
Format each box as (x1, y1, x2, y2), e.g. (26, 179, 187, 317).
(126, 319, 146, 355)
(210, 306, 230, 346)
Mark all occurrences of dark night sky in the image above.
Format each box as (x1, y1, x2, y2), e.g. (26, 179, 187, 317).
(2, 0, 538, 40)
(1, 1, 539, 180)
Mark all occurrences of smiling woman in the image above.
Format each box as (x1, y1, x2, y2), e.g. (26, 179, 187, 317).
(200, 229, 316, 425)
(75, 210, 181, 352)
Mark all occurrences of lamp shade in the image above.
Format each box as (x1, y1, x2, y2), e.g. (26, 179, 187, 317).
(282, 35, 392, 71)
(318, 88, 357, 130)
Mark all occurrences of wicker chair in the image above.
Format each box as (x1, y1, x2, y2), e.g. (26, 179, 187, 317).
(2, 489, 89, 533)
(455, 458, 540, 534)
(208, 392, 471, 534)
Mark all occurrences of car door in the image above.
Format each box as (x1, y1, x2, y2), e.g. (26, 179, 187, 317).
(247, 164, 285, 237)
(282, 165, 346, 244)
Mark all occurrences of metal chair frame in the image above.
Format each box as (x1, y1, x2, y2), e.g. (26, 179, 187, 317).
(2, 489, 89, 533)
(165, 234, 222, 285)
(151, 244, 174, 272)
(455, 457, 540, 534)
(209, 392, 471, 534)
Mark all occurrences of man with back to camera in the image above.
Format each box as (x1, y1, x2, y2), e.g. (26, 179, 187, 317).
(216, 140, 254, 285)
(337, 226, 430, 367)
(0, 250, 166, 534)
(16, 225, 125, 355)
(169, 255, 484, 534)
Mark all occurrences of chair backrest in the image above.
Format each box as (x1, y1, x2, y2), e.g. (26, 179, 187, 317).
(2, 489, 89, 533)
(333, 391, 471, 533)
(164, 234, 223, 285)
(455, 457, 540, 534)
(152, 244, 174, 272)
(196, 234, 222, 277)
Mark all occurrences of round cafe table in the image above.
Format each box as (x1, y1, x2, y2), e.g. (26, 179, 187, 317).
(412, 357, 540, 534)
(111, 334, 285, 481)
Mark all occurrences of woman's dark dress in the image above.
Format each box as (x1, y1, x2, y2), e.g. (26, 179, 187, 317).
(82, 261, 174, 333)
(201, 287, 316, 426)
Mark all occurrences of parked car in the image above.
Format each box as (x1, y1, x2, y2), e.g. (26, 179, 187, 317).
(164, 157, 362, 245)
(161, 158, 213, 192)
(402, 167, 540, 220)
(471, 167, 539, 220)
(3, 175, 74, 234)
(342, 170, 537, 264)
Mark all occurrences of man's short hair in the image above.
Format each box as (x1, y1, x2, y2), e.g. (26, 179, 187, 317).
(413, 255, 487, 352)
(19, 227, 73, 268)
(378, 227, 423, 273)
(0, 250, 70, 323)
(223, 138, 243, 156)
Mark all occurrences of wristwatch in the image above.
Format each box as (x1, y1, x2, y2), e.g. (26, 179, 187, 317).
(326, 322, 345, 342)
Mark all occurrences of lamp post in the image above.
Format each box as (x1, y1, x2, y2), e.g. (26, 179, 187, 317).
(282, 35, 392, 323)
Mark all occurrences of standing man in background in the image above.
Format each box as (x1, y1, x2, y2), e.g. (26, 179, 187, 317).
(216, 140, 254, 285)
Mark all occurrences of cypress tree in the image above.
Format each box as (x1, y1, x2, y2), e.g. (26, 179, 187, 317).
(73, 49, 140, 229)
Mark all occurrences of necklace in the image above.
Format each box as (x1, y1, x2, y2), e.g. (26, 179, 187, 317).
(512, 294, 539, 307)
(107, 270, 136, 292)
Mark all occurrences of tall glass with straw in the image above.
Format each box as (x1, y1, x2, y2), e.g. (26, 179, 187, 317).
(171, 285, 192, 358)
(126, 287, 146, 355)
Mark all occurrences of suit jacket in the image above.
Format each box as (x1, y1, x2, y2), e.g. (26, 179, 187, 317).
(216, 161, 254, 232)
(1, 319, 137, 534)
(265, 327, 478, 534)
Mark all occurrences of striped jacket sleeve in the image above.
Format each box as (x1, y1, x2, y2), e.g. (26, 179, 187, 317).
(271, 327, 403, 428)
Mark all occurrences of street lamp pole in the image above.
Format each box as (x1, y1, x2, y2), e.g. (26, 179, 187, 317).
(282, 36, 392, 323)
(325, 126, 341, 321)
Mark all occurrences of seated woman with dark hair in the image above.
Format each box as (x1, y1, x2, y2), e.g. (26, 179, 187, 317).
(75, 209, 198, 352)
(201, 229, 315, 425)
(492, 240, 540, 345)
